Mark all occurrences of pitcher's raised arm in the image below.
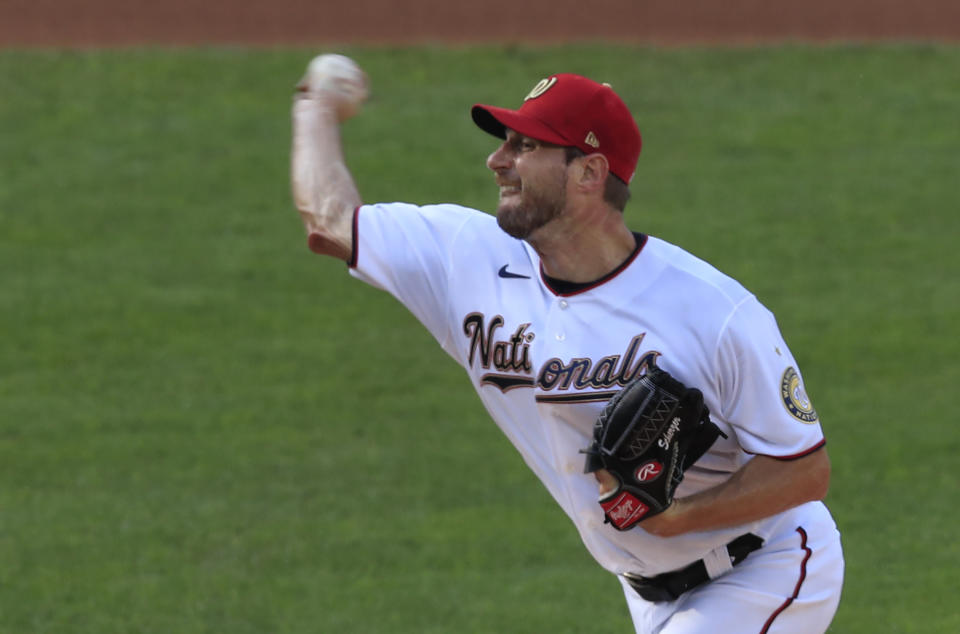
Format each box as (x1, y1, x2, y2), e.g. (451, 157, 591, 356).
(290, 54, 368, 261)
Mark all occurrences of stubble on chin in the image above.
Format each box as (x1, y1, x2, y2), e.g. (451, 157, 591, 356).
(496, 179, 567, 240)
(496, 201, 537, 239)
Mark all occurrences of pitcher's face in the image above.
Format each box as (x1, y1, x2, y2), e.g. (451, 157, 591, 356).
(487, 130, 570, 240)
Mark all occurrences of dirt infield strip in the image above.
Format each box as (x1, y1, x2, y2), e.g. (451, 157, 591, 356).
(2, 0, 959, 47)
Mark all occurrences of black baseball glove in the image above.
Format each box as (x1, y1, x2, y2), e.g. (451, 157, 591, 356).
(582, 366, 725, 530)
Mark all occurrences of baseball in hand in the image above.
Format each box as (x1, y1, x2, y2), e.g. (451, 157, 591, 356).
(297, 54, 369, 121)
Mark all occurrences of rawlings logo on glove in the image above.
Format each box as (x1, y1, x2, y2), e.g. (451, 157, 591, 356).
(581, 366, 725, 530)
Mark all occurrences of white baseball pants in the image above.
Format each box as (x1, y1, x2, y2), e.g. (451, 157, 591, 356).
(619, 521, 844, 633)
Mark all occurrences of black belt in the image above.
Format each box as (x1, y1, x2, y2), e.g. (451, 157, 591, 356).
(624, 533, 764, 603)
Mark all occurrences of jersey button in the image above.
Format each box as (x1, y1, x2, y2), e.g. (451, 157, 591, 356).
(559, 299, 569, 309)
(556, 332, 565, 341)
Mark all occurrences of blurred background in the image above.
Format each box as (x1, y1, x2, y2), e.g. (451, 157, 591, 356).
(2, 0, 960, 46)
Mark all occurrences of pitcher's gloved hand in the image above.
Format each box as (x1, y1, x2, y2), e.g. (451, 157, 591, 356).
(582, 367, 725, 530)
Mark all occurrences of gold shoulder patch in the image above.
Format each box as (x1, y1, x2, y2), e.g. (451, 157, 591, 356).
(780, 367, 819, 423)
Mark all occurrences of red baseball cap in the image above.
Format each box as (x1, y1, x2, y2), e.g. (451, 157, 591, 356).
(471, 73, 642, 184)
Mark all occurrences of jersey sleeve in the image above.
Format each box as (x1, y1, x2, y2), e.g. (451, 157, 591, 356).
(347, 202, 478, 352)
(714, 297, 825, 459)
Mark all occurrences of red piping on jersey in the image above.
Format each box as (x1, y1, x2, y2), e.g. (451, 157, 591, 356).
(759, 527, 811, 634)
(348, 206, 361, 268)
(752, 438, 826, 461)
(541, 233, 648, 297)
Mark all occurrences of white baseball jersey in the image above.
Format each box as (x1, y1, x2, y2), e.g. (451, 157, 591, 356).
(348, 201, 838, 579)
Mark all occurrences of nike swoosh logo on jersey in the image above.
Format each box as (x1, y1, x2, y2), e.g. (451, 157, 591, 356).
(498, 264, 531, 279)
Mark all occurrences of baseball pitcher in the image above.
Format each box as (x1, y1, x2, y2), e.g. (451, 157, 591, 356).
(290, 54, 844, 633)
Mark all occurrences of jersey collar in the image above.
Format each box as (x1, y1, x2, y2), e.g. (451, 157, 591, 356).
(540, 232, 648, 297)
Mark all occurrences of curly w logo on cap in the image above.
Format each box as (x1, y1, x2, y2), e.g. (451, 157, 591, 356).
(471, 73, 643, 184)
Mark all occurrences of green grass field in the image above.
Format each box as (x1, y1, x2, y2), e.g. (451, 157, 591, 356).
(1, 44, 958, 633)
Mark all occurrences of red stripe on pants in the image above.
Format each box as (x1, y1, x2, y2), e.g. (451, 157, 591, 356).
(760, 527, 811, 634)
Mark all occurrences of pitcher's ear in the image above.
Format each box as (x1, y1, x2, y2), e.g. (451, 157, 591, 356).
(576, 153, 610, 194)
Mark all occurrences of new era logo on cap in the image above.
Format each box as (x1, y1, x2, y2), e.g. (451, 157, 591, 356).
(471, 73, 642, 183)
